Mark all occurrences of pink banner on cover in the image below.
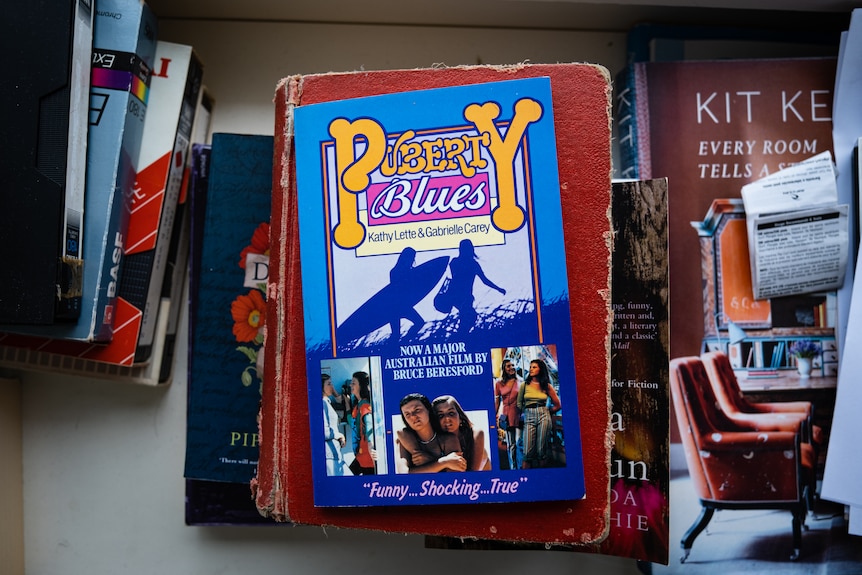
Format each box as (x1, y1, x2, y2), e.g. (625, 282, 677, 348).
(365, 173, 491, 225)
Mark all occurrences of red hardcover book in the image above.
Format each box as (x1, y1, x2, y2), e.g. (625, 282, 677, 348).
(253, 63, 613, 544)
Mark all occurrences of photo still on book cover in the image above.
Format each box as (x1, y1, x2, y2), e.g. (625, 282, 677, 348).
(294, 77, 585, 507)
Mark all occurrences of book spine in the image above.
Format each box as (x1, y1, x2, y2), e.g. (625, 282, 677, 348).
(83, 3, 157, 342)
(120, 43, 202, 364)
(136, 61, 199, 361)
(156, 197, 190, 384)
(252, 76, 301, 521)
(186, 144, 211, 355)
(614, 63, 650, 180)
(56, 0, 95, 321)
(159, 87, 213, 383)
(183, 144, 211, 390)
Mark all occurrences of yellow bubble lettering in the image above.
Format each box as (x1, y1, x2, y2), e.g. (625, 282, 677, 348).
(463, 98, 542, 231)
(328, 118, 387, 249)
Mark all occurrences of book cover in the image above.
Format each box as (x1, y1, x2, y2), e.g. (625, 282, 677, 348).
(599, 178, 670, 564)
(119, 40, 203, 364)
(614, 52, 852, 569)
(253, 63, 613, 544)
(295, 77, 585, 507)
(616, 57, 837, 362)
(0, 0, 93, 324)
(0, 0, 158, 343)
(183, 139, 281, 526)
(424, 178, 670, 564)
(184, 133, 273, 484)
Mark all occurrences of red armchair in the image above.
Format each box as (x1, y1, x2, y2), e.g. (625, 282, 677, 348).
(701, 350, 822, 511)
(701, 350, 822, 445)
(670, 356, 814, 562)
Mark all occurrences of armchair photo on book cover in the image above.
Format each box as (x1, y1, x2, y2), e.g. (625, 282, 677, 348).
(294, 77, 585, 507)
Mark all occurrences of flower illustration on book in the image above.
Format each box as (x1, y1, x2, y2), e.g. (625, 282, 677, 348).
(239, 222, 270, 268)
(230, 222, 270, 392)
(232, 289, 266, 341)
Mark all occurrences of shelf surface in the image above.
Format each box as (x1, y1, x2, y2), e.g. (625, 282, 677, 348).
(146, 0, 855, 31)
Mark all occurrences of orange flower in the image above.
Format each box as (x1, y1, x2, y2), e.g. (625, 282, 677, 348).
(231, 289, 266, 342)
(239, 222, 271, 268)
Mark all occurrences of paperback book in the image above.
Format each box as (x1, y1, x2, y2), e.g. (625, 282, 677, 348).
(295, 77, 585, 507)
(184, 134, 273, 485)
(183, 137, 281, 525)
(600, 178, 670, 564)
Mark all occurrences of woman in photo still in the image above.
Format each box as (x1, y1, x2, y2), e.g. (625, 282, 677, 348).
(517, 359, 561, 469)
(349, 371, 376, 475)
(322, 374, 346, 476)
(432, 394, 491, 471)
(396, 393, 465, 473)
(495, 358, 522, 470)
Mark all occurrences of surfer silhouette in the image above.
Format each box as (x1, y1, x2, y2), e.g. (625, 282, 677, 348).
(437, 239, 506, 334)
(389, 247, 426, 340)
(336, 249, 449, 345)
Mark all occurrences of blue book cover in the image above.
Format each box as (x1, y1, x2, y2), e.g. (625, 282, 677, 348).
(295, 77, 585, 506)
(184, 134, 273, 484)
(1, 0, 157, 341)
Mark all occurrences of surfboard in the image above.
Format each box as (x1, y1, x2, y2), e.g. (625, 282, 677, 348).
(337, 256, 449, 343)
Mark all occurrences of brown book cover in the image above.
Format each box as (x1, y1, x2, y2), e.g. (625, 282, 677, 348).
(252, 63, 614, 544)
(616, 56, 853, 567)
(618, 57, 837, 361)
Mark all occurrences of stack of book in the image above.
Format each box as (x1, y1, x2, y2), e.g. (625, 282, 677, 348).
(0, 0, 210, 386)
(249, 63, 615, 545)
(183, 133, 276, 525)
(179, 63, 673, 562)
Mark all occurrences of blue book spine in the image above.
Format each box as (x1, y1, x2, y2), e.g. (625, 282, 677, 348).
(184, 134, 274, 484)
(80, 0, 159, 341)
